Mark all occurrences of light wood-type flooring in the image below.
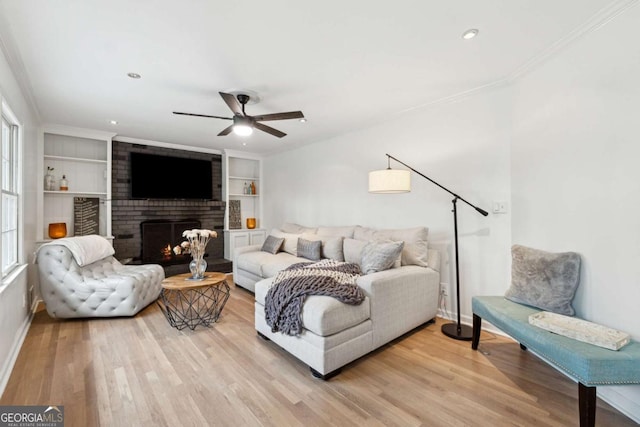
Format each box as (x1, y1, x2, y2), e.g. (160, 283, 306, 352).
(2, 277, 637, 426)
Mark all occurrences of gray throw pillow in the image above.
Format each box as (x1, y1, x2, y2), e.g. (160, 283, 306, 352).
(261, 235, 284, 255)
(297, 238, 322, 261)
(505, 244, 581, 316)
(360, 241, 404, 275)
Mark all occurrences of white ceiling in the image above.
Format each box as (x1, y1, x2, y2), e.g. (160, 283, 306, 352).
(0, 0, 620, 155)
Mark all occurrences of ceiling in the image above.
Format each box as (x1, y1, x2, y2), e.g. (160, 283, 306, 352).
(0, 0, 620, 155)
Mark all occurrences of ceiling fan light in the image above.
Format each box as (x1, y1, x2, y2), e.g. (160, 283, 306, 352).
(233, 124, 253, 136)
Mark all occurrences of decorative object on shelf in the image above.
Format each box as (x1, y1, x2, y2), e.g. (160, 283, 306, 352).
(74, 197, 100, 236)
(182, 228, 217, 280)
(48, 222, 67, 239)
(246, 217, 257, 229)
(59, 174, 69, 191)
(44, 166, 55, 191)
(229, 200, 242, 229)
(243, 182, 249, 194)
(250, 181, 257, 195)
(369, 153, 489, 341)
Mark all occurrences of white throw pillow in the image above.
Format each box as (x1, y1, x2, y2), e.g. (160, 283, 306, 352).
(270, 229, 301, 256)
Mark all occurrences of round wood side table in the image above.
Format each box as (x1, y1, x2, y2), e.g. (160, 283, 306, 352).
(157, 272, 230, 331)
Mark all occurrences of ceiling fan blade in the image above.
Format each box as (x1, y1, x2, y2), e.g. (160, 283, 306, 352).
(253, 111, 304, 121)
(219, 92, 243, 115)
(217, 125, 234, 136)
(173, 111, 232, 120)
(255, 122, 286, 138)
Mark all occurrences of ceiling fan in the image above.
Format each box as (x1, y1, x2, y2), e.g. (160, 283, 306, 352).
(173, 92, 304, 138)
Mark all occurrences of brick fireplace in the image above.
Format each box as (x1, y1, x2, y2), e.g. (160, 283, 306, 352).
(111, 141, 230, 274)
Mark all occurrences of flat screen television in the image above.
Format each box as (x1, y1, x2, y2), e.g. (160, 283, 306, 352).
(130, 152, 213, 200)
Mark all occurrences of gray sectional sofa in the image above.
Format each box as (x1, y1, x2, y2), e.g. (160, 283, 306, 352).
(233, 223, 441, 379)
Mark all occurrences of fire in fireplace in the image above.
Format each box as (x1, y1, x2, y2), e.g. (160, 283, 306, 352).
(140, 219, 201, 264)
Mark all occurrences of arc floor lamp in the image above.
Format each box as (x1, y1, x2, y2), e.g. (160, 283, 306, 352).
(369, 154, 488, 341)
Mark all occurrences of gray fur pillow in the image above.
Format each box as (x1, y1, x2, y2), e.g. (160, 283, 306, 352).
(505, 244, 581, 316)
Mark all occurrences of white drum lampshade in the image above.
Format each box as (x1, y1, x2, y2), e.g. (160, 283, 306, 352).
(368, 169, 411, 193)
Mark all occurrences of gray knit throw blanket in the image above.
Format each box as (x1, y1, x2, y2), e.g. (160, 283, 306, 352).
(265, 259, 364, 336)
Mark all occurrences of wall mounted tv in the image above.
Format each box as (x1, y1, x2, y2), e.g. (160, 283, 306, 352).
(130, 152, 213, 200)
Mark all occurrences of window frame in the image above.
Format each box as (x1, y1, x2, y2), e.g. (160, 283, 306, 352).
(1, 101, 22, 279)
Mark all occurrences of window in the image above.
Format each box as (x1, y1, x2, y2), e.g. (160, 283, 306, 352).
(1, 104, 20, 277)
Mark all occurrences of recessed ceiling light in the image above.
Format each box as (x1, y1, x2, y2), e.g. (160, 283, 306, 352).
(299, 118, 307, 123)
(109, 120, 118, 125)
(127, 72, 141, 79)
(242, 142, 247, 146)
(462, 29, 479, 40)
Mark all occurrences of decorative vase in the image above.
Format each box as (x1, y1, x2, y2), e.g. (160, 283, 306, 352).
(189, 257, 207, 280)
(246, 217, 256, 229)
(44, 173, 55, 191)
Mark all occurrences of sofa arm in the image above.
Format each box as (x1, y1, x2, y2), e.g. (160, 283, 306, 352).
(357, 265, 440, 348)
(233, 244, 262, 259)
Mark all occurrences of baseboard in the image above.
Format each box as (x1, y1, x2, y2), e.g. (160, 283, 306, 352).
(460, 307, 640, 424)
(0, 305, 35, 398)
(598, 386, 640, 424)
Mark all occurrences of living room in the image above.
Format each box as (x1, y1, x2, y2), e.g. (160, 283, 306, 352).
(1, 1, 639, 425)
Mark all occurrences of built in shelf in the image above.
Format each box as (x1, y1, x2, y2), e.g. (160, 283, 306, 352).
(229, 193, 259, 197)
(44, 155, 108, 164)
(229, 176, 260, 181)
(44, 191, 107, 196)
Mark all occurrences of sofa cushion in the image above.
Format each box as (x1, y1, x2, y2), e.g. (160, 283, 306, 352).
(316, 226, 356, 239)
(505, 244, 581, 316)
(300, 233, 345, 261)
(236, 250, 280, 277)
(261, 235, 284, 254)
(355, 226, 428, 267)
(270, 229, 301, 256)
(344, 238, 368, 265)
(281, 222, 318, 234)
(255, 277, 371, 336)
(360, 241, 404, 274)
(261, 253, 309, 278)
(297, 238, 322, 261)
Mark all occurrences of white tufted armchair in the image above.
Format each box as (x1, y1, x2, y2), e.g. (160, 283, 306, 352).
(36, 235, 165, 319)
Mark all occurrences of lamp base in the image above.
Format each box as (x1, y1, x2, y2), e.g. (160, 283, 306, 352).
(441, 322, 473, 341)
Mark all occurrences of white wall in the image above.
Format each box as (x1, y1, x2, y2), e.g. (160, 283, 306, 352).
(264, 85, 513, 322)
(511, 5, 640, 420)
(0, 36, 39, 395)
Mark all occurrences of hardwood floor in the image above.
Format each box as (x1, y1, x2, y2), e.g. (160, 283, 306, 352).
(2, 279, 636, 427)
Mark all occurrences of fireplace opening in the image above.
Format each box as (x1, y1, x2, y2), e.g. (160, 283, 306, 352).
(140, 219, 202, 265)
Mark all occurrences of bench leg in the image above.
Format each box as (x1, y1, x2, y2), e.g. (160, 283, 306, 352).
(472, 314, 481, 350)
(579, 383, 596, 427)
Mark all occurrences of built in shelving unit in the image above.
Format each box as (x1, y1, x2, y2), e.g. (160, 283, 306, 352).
(222, 149, 266, 259)
(37, 125, 115, 242)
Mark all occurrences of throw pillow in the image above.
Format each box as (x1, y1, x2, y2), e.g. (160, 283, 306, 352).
(505, 244, 581, 316)
(344, 238, 368, 265)
(297, 238, 322, 261)
(360, 241, 404, 275)
(270, 229, 300, 256)
(300, 233, 345, 261)
(261, 235, 284, 254)
(321, 236, 344, 261)
(373, 226, 429, 267)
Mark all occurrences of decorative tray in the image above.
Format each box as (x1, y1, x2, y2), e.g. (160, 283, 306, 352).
(528, 311, 631, 351)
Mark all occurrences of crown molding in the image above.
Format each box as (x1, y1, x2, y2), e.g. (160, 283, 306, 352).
(0, 13, 41, 123)
(505, 0, 639, 82)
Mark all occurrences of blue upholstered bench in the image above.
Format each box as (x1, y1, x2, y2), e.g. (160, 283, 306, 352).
(472, 296, 640, 427)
